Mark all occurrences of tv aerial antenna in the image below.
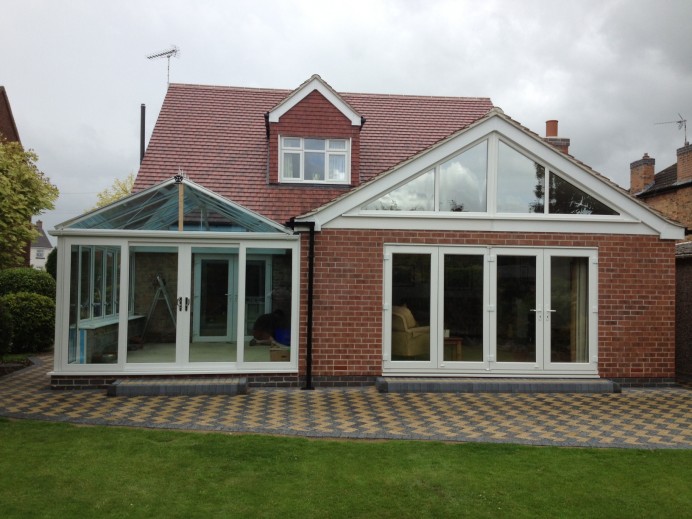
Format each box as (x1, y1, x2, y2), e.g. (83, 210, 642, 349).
(146, 45, 180, 84)
(655, 113, 688, 146)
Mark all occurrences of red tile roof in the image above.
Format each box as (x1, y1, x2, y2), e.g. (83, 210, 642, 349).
(135, 82, 493, 224)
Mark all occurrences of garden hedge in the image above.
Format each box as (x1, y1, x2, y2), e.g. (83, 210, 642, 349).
(0, 292, 54, 353)
(0, 267, 56, 300)
(0, 299, 13, 356)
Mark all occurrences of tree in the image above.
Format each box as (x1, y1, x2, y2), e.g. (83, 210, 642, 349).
(92, 172, 135, 209)
(0, 139, 59, 270)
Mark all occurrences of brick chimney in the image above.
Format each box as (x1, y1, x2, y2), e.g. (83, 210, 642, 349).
(630, 153, 655, 194)
(544, 120, 570, 153)
(676, 143, 692, 183)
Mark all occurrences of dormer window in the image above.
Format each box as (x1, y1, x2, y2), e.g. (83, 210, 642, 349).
(280, 137, 350, 184)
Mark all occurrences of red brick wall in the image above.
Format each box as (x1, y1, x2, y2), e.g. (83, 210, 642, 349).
(269, 90, 361, 185)
(298, 230, 676, 380)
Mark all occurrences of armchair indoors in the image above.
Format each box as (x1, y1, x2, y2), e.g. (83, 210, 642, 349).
(391, 305, 430, 359)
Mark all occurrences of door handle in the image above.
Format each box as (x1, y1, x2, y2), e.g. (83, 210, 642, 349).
(185, 297, 190, 311)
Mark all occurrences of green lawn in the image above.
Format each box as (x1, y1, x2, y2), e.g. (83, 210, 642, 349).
(0, 419, 690, 518)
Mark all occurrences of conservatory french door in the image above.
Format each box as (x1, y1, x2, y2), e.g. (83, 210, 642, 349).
(384, 246, 597, 375)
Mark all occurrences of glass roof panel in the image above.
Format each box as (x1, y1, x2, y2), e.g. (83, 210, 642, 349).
(62, 180, 284, 233)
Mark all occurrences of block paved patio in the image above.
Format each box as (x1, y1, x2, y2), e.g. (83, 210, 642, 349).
(1, 354, 690, 449)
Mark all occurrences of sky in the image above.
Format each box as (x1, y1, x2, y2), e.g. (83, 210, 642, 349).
(2, 0, 691, 243)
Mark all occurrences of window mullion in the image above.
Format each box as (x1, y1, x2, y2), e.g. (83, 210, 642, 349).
(487, 134, 498, 214)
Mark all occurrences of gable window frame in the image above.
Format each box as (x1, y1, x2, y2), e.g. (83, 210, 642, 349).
(361, 133, 620, 218)
(279, 136, 351, 184)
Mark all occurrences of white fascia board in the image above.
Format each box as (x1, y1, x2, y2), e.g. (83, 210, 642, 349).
(321, 213, 661, 236)
(50, 229, 299, 241)
(297, 114, 684, 240)
(268, 77, 362, 126)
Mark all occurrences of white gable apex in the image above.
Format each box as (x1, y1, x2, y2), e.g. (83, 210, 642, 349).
(268, 74, 362, 126)
(295, 110, 684, 240)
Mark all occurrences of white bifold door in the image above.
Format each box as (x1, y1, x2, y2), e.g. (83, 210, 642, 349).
(383, 246, 598, 375)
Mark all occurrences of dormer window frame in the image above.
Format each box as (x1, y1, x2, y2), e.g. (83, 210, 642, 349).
(279, 135, 352, 185)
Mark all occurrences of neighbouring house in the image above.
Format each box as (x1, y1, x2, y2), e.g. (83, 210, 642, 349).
(1, 85, 31, 267)
(0, 86, 21, 143)
(49, 75, 684, 389)
(677, 242, 692, 383)
(630, 143, 692, 239)
(630, 144, 692, 383)
(30, 220, 53, 270)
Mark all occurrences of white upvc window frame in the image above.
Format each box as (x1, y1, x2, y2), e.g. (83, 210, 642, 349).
(360, 133, 621, 218)
(279, 136, 351, 184)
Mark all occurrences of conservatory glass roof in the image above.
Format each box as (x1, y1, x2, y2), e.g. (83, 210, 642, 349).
(58, 178, 287, 233)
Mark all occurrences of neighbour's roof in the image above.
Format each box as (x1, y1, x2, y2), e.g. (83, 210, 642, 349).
(677, 241, 692, 258)
(135, 82, 493, 223)
(638, 163, 681, 197)
(31, 224, 52, 249)
(0, 86, 21, 143)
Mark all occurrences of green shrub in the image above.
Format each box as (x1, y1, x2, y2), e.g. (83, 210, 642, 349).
(45, 248, 57, 280)
(0, 292, 54, 353)
(0, 267, 56, 299)
(0, 299, 13, 357)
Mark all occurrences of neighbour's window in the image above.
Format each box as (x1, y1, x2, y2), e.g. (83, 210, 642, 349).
(35, 249, 45, 259)
(280, 137, 350, 183)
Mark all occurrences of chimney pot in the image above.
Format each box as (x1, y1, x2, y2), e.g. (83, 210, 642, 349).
(543, 119, 570, 153)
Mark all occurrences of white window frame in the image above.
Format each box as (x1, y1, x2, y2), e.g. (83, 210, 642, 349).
(361, 133, 620, 218)
(279, 136, 351, 184)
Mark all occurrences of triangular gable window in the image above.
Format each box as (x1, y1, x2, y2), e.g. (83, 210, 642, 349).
(547, 173, 618, 215)
(364, 170, 434, 211)
(60, 178, 286, 233)
(361, 135, 618, 217)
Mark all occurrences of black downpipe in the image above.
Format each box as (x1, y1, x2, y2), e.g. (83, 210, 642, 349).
(140, 104, 146, 164)
(302, 221, 316, 390)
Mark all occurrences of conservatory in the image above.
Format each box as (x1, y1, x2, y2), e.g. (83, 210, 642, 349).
(50, 177, 300, 376)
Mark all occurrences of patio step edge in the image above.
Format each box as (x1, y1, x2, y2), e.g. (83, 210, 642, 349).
(376, 377, 621, 394)
(107, 377, 248, 397)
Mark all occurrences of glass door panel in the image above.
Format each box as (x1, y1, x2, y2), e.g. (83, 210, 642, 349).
(243, 248, 293, 364)
(198, 259, 230, 337)
(495, 255, 538, 363)
(190, 249, 238, 362)
(126, 246, 179, 364)
(443, 254, 484, 362)
(549, 256, 589, 363)
(391, 253, 432, 361)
